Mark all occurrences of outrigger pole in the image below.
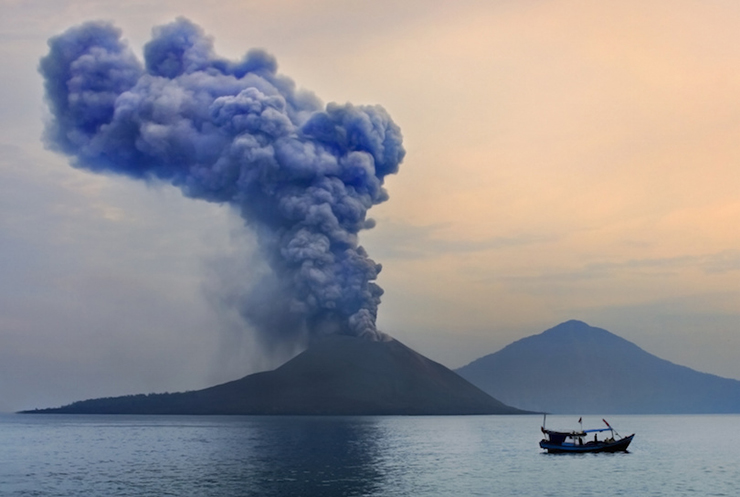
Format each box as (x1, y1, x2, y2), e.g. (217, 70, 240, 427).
(603, 418, 619, 439)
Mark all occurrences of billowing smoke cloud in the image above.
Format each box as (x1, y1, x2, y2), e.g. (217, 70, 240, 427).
(40, 18, 404, 346)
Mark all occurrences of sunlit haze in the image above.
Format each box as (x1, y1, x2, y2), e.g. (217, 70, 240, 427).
(1, 0, 738, 412)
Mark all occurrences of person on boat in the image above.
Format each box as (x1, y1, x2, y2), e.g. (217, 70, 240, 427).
(594, 433, 598, 443)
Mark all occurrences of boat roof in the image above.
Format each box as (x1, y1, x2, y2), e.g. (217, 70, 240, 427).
(544, 427, 613, 436)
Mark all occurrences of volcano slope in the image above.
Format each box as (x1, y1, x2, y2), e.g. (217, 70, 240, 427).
(26, 336, 525, 415)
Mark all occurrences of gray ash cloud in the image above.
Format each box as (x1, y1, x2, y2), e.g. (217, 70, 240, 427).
(40, 18, 404, 345)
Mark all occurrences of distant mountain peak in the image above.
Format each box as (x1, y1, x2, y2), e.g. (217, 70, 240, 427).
(456, 320, 740, 414)
(538, 320, 626, 345)
(543, 319, 605, 334)
(555, 319, 590, 327)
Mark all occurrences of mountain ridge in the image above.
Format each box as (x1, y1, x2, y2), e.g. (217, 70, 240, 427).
(456, 320, 740, 414)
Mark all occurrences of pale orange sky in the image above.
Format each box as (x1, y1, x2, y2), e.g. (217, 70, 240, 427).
(0, 0, 738, 411)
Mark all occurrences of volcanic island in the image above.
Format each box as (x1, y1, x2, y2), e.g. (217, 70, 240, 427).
(24, 335, 526, 415)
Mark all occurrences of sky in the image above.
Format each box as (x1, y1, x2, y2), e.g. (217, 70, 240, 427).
(1, 0, 739, 412)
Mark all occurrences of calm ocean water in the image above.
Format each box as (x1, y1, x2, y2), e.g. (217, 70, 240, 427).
(1, 413, 738, 496)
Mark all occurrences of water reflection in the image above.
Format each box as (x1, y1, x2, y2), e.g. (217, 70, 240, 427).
(207, 416, 385, 497)
(5, 415, 740, 496)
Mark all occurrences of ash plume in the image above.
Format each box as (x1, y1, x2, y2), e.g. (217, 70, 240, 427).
(40, 18, 404, 346)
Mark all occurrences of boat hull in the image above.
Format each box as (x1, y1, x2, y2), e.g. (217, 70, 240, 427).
(540, 434, 634, 454)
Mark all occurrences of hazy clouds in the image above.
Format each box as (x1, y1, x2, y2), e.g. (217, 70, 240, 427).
(1, 0, 739, 411)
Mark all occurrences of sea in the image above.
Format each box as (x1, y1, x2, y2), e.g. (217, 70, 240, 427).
(1, 413, 738, 497)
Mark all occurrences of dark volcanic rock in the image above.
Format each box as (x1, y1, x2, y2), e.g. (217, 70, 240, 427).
(27, 336, 524, 415)
(456, 320, 740, 414)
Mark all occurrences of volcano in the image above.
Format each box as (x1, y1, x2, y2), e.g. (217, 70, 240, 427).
(26, 336, 525, 415)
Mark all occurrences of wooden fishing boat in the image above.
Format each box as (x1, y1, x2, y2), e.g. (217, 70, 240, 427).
(539, 417, 634, 454)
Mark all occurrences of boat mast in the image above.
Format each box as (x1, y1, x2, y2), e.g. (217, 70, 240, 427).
(603, 418, 616, 438)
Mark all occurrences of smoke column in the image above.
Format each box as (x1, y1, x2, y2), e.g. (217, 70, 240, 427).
(40, 18, 404, 345)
